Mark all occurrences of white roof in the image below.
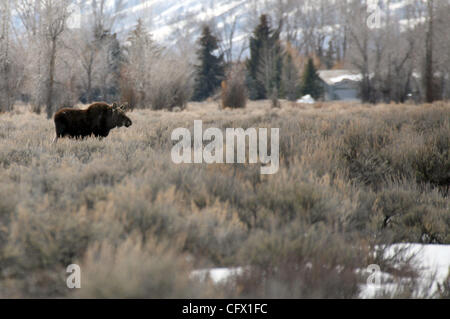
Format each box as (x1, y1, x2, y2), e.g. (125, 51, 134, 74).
(318, 70, 362, 86)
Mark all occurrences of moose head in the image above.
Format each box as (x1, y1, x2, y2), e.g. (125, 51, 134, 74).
(111, 102, 132, 128)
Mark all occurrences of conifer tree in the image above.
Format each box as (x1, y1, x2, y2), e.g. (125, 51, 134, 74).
(192, 26, 225, 101)
(281, 52, 301, 101)
(246, 15, 269, 100)
(301, 58, 323, 99)
(108, 33, 124, 100)
(246, 14, 283, 100)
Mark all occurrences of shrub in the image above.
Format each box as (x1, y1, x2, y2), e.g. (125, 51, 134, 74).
(232, 224, 367, 298)
(338, 122, 393, 190)
(367, 184, 449, 244)
(411, 126, 450, 195)
(120, 77, 138, 111)
(437, 272, 450, 299)
(75, 237, 213, 298)
(270, 88, 281, 108)
(221, 65, 247, 109)
(0, 101, 449, 298)
(149, 57, 193, 111)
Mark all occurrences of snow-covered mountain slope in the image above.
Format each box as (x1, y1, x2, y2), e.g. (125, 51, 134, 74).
(76, 0, 422, 56)
(111, 0, 416, 37)
(112, 0, 256, 55)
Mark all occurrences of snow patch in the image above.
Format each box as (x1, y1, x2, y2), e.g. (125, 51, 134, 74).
(297, 95, 315, 104)
(191, 267, 244, 284)
(191, 244, 450, 298)
(360, 244, 450, 298)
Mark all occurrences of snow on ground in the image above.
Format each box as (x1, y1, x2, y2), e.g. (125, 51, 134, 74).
(360, 244, 450, 298)
(190, 267, 244, 284)
(297, 95, 315, 104)
(192, 244, 450, 298)
(394, 244, 450, 284)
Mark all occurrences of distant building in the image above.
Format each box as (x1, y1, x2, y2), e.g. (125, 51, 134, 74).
(318, 70, 362, 102)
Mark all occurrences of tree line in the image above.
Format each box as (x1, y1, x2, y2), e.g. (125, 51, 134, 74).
(192, 15, 323, 107)
(1, 0, 449, 116)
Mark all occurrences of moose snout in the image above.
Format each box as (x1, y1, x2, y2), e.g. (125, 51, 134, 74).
(125, 119, 132, 127)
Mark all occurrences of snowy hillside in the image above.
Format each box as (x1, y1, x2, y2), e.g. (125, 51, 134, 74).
(104, 0, 254, 48)
(96, 0, 420, 54)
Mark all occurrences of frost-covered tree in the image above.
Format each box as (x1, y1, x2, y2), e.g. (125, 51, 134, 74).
(41, 0, 72, 118)
(0, 0, 22, 112)
(124, 18, 160, 107)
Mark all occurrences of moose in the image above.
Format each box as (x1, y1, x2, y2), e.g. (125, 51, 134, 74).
(53, 102, 132, 143)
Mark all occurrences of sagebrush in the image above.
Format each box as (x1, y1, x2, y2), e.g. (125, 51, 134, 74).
(0, 101, 448, 298)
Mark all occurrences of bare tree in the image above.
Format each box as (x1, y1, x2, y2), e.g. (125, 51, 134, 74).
(71, 0, 125, 103)
(123, 18, 193, 110)
(424, 0, 436, 102)
(383, 0, 420, 103)
(435, 2, 450, 99)
(170, 14, 200, 66)
(123, 19, 159, 108)
(215, 13, 238, 64)
(1, 0, 27, 113)
(346, 1, 373, 102)
(15, 0, 45, 112)
(39, 0, 72, 118)
(0, 0, 15, 111)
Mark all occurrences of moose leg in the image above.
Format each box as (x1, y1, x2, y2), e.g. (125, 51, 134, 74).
(54, 120, 66, 144)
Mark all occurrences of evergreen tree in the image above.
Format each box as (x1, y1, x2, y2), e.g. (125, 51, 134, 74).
(281, 52, 301, 101)
(246, 15, 283, 100)
(107, 33, 125, 100)
(192, 26, 225, 101)
(265, 27, 283, 99)
(301, 58, 323, 99)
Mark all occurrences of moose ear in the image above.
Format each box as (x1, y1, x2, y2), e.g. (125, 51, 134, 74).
(112, 102, 118, 109)
(120, 103, 129, 112)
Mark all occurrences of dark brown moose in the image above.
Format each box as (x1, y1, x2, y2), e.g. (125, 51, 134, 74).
(53, 102, 132, 143)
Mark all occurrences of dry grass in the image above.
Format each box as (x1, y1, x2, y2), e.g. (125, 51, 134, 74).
(0, 100, 448, 298)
